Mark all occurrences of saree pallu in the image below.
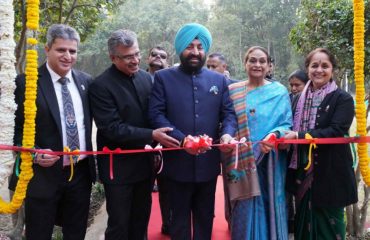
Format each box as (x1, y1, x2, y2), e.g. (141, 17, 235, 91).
(227, 81, 292, 240)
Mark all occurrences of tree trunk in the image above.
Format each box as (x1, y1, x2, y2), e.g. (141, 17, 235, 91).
(346, 155, 370, 238)
(15, 0, 26, 74)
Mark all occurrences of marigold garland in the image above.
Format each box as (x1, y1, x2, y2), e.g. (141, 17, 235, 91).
(0, 0, 39, 213)
(353, 0, 370, 186)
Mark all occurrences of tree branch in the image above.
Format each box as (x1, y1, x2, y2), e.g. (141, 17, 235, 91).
(64, 0, 77, 24)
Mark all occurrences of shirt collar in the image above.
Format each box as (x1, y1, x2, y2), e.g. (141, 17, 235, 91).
(46, 62, 73, 84)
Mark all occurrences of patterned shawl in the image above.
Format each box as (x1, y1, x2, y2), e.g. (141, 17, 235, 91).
(226, 81, 261, 201)
(289, 80, 338, 169)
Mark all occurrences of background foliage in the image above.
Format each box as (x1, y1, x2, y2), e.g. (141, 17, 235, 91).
(9, 1, 370, 237)
(13, 0, 125, 72)
(290, 0, 370, 91)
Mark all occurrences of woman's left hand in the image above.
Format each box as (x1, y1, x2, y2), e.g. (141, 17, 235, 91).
(260, 133, 276, 154)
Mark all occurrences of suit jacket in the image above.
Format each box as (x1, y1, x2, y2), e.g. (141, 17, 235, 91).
(89, 65, 154, 184)
(148, 66, 237, 182)
(9, 64, 96, 198)
(287, 88, 358, 207)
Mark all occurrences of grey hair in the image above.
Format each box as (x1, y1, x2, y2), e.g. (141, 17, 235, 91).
(46, 24, 80, 48)
(108, 29, 137, 55)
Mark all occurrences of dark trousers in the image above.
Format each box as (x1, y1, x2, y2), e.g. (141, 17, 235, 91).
(104, 178, 152, 240)
(25, 160, 92, 240)
(157, 175, 172, 230)
(168, 178, 217, 240)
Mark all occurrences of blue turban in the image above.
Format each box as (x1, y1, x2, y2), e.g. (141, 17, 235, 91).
(174, 23, 212, 55)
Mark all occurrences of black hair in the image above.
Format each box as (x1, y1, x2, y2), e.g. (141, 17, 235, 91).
(288, 69, 309, 84)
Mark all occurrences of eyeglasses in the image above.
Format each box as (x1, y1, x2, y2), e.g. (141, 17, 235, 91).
(150, 52, 167, 59)
(207, 65, 217, 69)
(116, 52, 141, 62)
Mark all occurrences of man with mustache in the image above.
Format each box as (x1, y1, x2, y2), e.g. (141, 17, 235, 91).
(89, 29, 179, 240)
(9, 24, 96, 240)
(146, 46, 169, 83)
(148, 23, 237, 240)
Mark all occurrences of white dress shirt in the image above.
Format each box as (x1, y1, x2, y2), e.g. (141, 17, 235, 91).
(46, 63, 87, 162)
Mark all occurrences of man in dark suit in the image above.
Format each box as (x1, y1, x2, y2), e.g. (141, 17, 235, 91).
(146, 46, 172, 235)
(89, 29, 179, 240)
(148, 23, 237, 240)
(9, 24, 96, 240)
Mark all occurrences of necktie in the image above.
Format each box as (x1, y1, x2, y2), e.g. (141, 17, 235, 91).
(59, 77, 80, 165)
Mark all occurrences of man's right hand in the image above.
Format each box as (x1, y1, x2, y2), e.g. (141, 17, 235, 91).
(182, 135, 212, 155)
(34, 149, 60, 167)
(152, 127, 180, 148)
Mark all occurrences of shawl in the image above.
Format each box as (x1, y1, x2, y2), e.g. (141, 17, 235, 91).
(289, 80, 338, 169)
(226, 81, 260, 201)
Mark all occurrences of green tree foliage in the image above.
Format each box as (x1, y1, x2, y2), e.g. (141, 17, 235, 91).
(289, 0, 370, 85)
(78, 0, 209, 76)
(209, 0, 301, 81)
(13, 0, 125, 73)
(78, 0, 302, 80)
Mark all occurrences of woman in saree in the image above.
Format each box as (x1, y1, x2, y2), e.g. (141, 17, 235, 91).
(284, 48, 358, 239)
(226, 46, 292, 239)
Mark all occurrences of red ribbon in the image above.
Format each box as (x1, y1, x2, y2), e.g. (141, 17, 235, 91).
(3, 135, 369, 180)
(183, 135, 213, 151)
(3, 136, 368, 157)
(102, 147, 123, 180)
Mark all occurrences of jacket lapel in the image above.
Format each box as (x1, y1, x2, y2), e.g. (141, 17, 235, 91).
(72, 70, 91, 136)
(37, 64, 63, 138)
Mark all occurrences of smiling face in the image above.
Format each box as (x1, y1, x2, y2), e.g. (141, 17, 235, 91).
(111, 41, 141, 76)
(180, 39, 206, 72)
(307, 51, 333, 90)
(45, 38, 78, 77)
(244, 48, 269, 81)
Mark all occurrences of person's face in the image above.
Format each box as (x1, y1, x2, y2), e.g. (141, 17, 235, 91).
(45, 38, 78, 77)
(307, 52, 333, 90)
(206, 57, 226, 74)
(289, 77, 306, 95)
(111, 42, 141, 76)
(245, 49, 269, 81)
(180, 39, 206, 72)
(147, 48, 168, 70)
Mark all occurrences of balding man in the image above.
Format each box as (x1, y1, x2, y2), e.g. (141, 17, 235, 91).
(148, 23, 237, 239)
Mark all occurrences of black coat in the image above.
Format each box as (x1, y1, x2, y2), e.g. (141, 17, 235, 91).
(89, 65, 154, 184)
(9, 64, 96, 198)
(287, 88, 358, 208)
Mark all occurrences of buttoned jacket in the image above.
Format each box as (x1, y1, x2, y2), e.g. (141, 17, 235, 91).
(148, 66, 237, 182)
(287, 88, 358, 207)
(89, 65, 154, 184)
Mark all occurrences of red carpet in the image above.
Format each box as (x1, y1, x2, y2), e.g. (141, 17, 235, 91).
(148, 176, 231, 240)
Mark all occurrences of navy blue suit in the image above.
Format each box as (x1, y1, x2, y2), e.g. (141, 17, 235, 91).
(148, 66, 237, 239)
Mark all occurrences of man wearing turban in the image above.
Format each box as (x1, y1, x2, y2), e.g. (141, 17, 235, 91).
(148, 23, 237, 239)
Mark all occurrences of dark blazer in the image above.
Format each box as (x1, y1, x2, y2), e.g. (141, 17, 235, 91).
(89, 65, 154, 184)
(9, 64, 96, 198)
(148, 67, 237, 182)
(287, 88, 358, 208)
